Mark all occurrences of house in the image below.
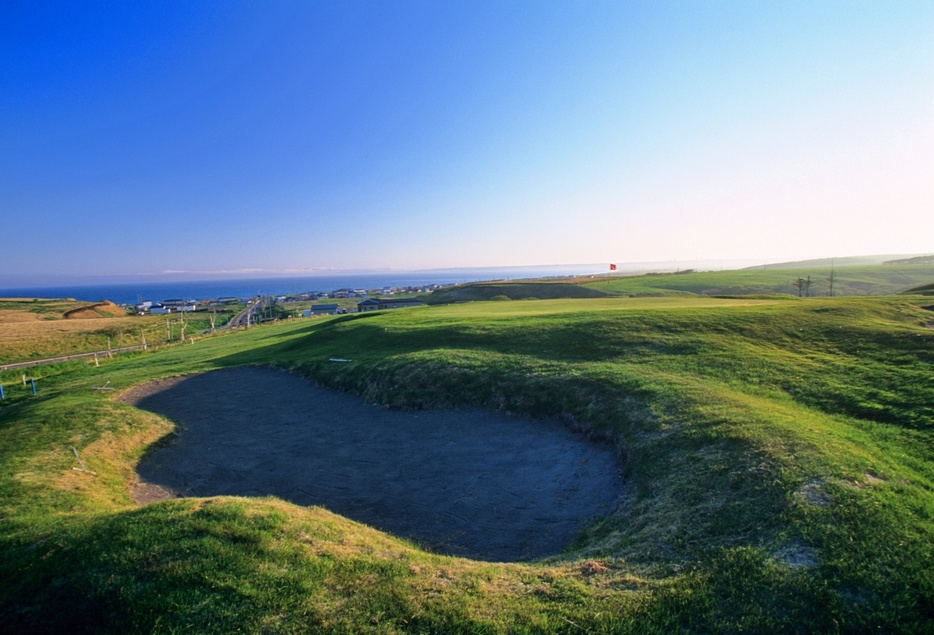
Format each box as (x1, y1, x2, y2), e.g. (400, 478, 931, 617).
(357, 298, 424, 312)
(311, 303, 339, 316)
(357, 299, 381, 312)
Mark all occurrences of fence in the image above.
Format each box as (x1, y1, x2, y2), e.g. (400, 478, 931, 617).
(0, 345, 147, 372)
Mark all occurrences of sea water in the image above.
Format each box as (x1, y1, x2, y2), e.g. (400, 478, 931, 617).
(0, 265, 605, 305)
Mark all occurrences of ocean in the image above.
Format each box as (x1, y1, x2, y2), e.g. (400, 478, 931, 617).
(0, 266, 606, 305)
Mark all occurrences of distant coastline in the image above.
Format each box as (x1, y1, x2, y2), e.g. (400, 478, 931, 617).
(0, 258, 796, 305)
(0, 265, 609, 305)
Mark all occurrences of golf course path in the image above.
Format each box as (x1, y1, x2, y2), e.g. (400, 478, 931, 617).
(121, 366, 623, 562)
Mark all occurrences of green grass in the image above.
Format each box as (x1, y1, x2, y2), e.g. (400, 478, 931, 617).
(1, 295, 932, 632)
(425, 264, 934, 303)
(580, 264, 934, 297)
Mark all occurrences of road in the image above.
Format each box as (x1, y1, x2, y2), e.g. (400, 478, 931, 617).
(226, 296, 271, 329)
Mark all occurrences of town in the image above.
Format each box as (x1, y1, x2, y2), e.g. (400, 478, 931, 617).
(131, 284, 445, 318)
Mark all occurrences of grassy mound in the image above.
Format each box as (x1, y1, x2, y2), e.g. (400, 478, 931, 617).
(1, 296, 932, 632)
(426, 281, 613, 304)
(904, 281, 934, 296)
(64, 301, 127, 319)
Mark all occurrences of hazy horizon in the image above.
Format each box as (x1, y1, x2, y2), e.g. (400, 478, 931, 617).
(2, 253, 926, 290)
(2, 2, 932, 281)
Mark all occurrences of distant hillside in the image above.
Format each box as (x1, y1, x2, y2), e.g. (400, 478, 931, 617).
(579, 264, 934, 298)
(885, 255, 934, 265)
(743, 255, 919, 270)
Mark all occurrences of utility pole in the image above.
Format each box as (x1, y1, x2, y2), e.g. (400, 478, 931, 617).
(828, 259, 835, 297)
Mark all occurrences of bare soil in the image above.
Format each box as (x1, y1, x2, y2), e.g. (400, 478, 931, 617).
(120, 367, 623, 562)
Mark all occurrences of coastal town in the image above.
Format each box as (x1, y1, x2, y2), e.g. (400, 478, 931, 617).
(131, 283, 444, 321)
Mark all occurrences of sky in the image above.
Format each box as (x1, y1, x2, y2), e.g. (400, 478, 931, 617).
(2, 1, 933, 284)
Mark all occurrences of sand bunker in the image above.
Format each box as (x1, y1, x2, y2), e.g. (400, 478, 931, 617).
(121, 367, 622, 562)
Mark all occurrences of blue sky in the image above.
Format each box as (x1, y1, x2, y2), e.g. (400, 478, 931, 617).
(2, 1, 932, 284)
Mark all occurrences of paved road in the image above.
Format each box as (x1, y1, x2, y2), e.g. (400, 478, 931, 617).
(226, 296, 270, 329)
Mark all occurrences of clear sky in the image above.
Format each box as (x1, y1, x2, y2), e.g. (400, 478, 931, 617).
(2, 1, 932, 284)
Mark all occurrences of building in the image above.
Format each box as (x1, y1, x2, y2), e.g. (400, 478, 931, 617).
(311, 303, 340, 316)
(357, 298, 424, 312)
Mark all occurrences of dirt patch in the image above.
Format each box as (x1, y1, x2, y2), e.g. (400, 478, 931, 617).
(795, 478, 830, 507)
(121, 367, 623, 562)
(130, 481, 176, 504)
(774, 541, 817, 569)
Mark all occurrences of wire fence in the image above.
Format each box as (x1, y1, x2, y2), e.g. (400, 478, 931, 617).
(0, 345, 147, 372)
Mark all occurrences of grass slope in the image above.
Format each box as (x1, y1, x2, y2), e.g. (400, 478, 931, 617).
(905, 281, 934, 296)
(579, 264, 934, 298)
(1, 296, 932, 632)
(0, 299, 226, 364)
(425, 280, 612, 304)
(425, 264, 934, 305)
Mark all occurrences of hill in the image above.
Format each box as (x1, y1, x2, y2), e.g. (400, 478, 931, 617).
(423, 264, 934, 306)
(577, 263, 934, 297)
(1, 295, 932, 632)
(425, 280, 612, 303)
(885, 254, 934, 265)
(743, 254, 919, 269)
(904, 281, 934, 296)
(64, 300, 127, 319)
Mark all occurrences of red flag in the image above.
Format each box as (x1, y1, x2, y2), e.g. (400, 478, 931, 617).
(609, 263, 617, 271)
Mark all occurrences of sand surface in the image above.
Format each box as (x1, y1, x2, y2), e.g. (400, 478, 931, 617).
(121, 366, 622, 562)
